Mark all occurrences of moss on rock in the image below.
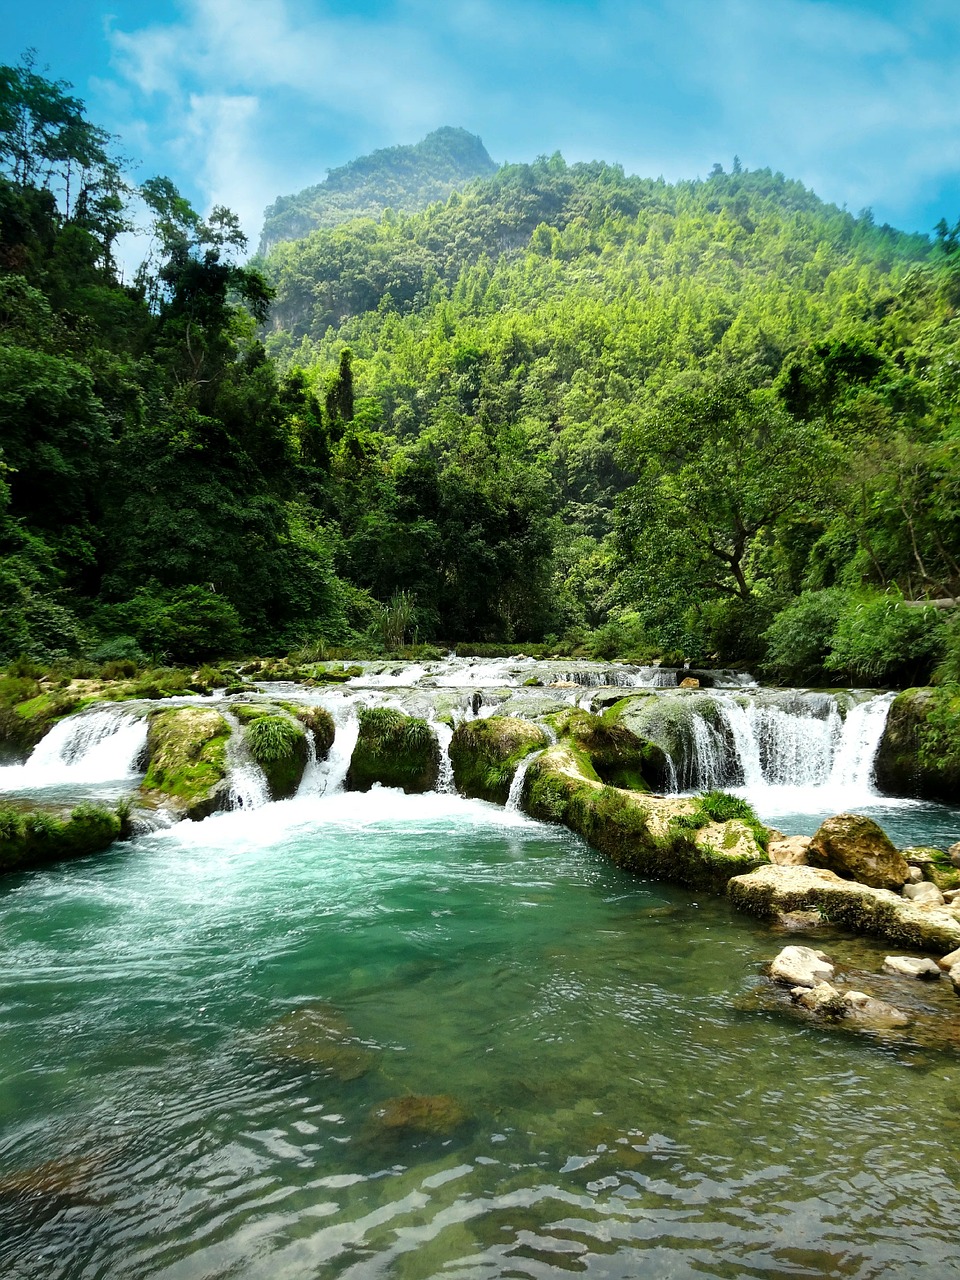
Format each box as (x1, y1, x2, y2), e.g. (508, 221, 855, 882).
(874, 686, 960, 802)
(449, 716, 548, 803)
(347, 706, 439, 794)
(0, 802, 127, 875)
(555, 707, 667, 792)
(284, 705, 336, 759)
(523, 745, 767, 893)
(608, 693, 725, 789)
(244, 714, 308, 800)
(728, 864, 960, 954)
(140, 708, 231, 819)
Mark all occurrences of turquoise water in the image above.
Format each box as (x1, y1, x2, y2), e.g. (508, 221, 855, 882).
(1, 788, 960, 1279)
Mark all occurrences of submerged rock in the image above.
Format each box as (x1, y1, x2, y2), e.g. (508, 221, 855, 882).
(842, 990, 911, 1028)
(728, 864, 960, 954)
(257, 1003, 376, 1080)
(791, 981, 846, 1016)
(807, 813, 909, 891)
(369, 1093, 469, 1137)
(770, 945, 834, 987)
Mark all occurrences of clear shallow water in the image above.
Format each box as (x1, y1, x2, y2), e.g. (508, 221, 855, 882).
(1, 790, 960, 1279)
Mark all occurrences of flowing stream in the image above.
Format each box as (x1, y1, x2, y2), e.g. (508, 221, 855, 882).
(1, 663, 960, 1277)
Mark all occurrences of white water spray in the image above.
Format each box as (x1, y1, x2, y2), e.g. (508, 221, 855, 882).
(0, 707, 148, 789)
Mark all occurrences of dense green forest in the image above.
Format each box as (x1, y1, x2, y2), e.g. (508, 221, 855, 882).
(2, 55, 960, 684)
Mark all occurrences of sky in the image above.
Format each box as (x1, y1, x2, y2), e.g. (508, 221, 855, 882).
(5, 0, 960, 252)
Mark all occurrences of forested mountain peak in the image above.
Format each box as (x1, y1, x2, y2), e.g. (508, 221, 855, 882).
(258, 126, 497, 252)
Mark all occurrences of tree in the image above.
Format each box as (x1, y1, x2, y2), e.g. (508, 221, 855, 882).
(616, 374, 830, 605)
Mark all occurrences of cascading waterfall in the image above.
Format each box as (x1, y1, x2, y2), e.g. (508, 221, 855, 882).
(666, 690, 894, 807)
(310, 697, 363, 795)
(0, 707, 148, 789)
(506, 750, 542, 810)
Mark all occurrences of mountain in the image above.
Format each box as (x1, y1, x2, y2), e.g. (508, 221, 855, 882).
(258, 126, 498, 252)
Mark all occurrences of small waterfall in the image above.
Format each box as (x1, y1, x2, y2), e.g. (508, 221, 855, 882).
(633, 667, 678, 688)
(295, 730, 320, 797)
(682, 714, 730, 791)
(0, 707, 148, 788)
(433, 721, 455, 793)
(313, 699, 362, 795)
(222, 715, 270, 811)
(506, 750, 542, 811)
(828, 692, 895, 789)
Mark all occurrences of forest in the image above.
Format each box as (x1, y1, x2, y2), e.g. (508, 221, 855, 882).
(2, 55, 960, 687)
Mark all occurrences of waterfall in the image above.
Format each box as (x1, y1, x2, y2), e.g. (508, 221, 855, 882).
(667, 690, 893, 806)
(506, 750, 542, 811)
(295, 729, 320, 797)
(433, 721, 455, 793)
(0, 707, 148, 789)
(311, 698, 362, 795)
(222, 714, 270, 811)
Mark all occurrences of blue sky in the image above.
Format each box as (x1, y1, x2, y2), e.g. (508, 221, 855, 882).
(5, 0, 960, 250)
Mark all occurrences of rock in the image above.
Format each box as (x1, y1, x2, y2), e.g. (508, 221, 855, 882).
(791, 981, 845, 1016)
(950, 965, 960, 995)
(449, 716, 548, 804)
(807, 813, 909, 891)
(903, 881, 945, 906)
(369, 1094, 469, 1137)
(347, 706, 439, 794)
(556, 708, 666, 792)
(875, 687, 960, 802)
(842, 991, 911, 1028)
(949, 841, 960, 868)
(524, 745, 767, 894)
(139, 707, 231, 819)
(882, 955, 942, 980)
(907, 866, 924, 885)
(775, 910, 826, 932)
(679, 677, 700, 689)
(257, 1004, 376, 1080)
(728, 864, 960, 954)
(944, 889, 960, 905)
(768, 835, 811, 867)
(770, 945, 834, 987)
(938, 946, 960, 971)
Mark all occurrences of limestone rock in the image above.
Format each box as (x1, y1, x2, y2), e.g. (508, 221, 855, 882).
(882, 955, 942, 980)
(770, 945, 834, 987)
(768, 835, 811, 867)
(257, 1004, 376, 1080)
(842, 991, 911, 1028)
(907, 866, 924, 885)
(903, 881, 945, 907)
(937, 946, 960, 971)
(807, 813, 909, 891)
(139, 707, 231, 819)
(791, 980, 845, 1015)
(679, 677, 700, 689)
(728, 863, 960, 954)
(449, 716, 547, 804)
(949, 841, 960, 868)
(775, 910, 826, 932)
(950, 965, 960, 996)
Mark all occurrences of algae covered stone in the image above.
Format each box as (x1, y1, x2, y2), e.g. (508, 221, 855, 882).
(140, 707, 230, 819)
(807, 813, 908, 891)
(243, 715, 308, 800)
(256, 1003, 376, 1080)
(449, 716, 547, 803)
(369, 1093, 469, 1137)
(347, 706, 439, 794)
(874, 687, 960, 802)
(0, 801, 126, 875)
(728, 863, 960, 954)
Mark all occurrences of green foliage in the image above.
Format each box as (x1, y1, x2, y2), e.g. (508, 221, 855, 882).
(96, 586, 244, 664)
(0, 799, 124, 874)
(246, 715, 301, 764)
(762, 588, 848, 685)
(824, 591, 944, 686)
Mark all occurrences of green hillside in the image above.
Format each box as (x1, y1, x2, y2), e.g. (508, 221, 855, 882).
(2, 54, 959, 683)
(258, 127, 497, 252)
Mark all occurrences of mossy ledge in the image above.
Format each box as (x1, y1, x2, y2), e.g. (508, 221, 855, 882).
(139, 708, 231, 820)
(728, 864, 960, 954)
(522, 744, 768, 893)
(0, 802, 129, 875)
(347, 707, 439, 794)
(874, 686, 960, 802)
(449, 717, 548, 803)
(243, 714, 308, 800)
(552, 707, 667, 792)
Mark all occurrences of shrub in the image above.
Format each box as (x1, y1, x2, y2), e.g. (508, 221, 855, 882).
(825, 590, 944, 686)
(762, 588, 848, 685)
(246, 715, 302, 764)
